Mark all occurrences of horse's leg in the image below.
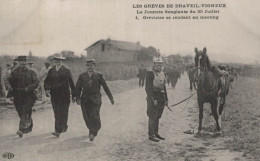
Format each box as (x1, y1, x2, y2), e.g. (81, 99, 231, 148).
(219, 94, 225, 116)
(189, 78, 193, 90)
(211, 98, 221, 132)
(197, 99, 204, 135)
(193, 80, 196, 90)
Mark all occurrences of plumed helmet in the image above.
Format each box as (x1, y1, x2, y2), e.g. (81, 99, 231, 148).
(153, 54, 163, 63)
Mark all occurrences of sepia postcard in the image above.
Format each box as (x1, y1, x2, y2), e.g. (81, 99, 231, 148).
(0, 0, 259, 161)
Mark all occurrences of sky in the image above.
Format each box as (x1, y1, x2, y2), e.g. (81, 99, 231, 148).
(0, 0, 260, 64)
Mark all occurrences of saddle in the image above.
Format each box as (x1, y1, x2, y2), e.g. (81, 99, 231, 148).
(211, 66, 229, 96)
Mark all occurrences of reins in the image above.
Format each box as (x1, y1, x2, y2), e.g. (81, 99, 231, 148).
(168, 92, 196, 108)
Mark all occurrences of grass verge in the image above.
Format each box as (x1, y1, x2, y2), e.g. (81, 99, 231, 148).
(223, 77, 260, 161)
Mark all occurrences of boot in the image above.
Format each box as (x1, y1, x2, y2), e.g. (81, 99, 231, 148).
(17, 130, 23, 138)
(155, 134, 165, 140)
(52, 132, 60, 137)
(89, 134, 95, 141)
(149, 135, 160, 142)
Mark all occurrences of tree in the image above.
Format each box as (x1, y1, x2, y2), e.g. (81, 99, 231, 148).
(137, 46, 159, 61)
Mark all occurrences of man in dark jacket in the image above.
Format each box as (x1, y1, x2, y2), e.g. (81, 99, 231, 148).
(145, 55, 168, 142)
(75, 59, 114, 141)
(44, 53, 76, 137)
(8, 56, 39, 137)
(138, 64, 147, 87)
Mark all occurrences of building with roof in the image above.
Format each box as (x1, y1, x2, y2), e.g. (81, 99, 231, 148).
(85, 39, 158, 63)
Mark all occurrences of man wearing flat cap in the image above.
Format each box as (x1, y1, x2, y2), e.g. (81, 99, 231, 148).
(75, 59, 114, 141)
(28, 62, 40, 80)
(8, 56, 40, 137)
(44, 53, 76, 137)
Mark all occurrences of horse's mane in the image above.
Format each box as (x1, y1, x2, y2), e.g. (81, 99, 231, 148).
(204, 53, 212, 70)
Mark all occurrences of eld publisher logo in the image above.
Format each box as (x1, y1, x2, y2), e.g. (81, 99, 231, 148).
(2, 152, 15, 159)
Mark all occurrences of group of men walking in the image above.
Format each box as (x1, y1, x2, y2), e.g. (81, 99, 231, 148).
(6, 53, 115, 141)
(5, 53, 169, 142)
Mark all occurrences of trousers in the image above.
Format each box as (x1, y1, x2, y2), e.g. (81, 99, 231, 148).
(147, 93, 166, 136)
(81, 99, 101, 136)
(13, 91, 35, 133)
(139, 77, 145, 87)
(51, 96, 70, 133)
(148, 118, 160, 136)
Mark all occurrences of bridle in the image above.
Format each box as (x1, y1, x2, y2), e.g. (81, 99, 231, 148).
(195, 55, 218, 95)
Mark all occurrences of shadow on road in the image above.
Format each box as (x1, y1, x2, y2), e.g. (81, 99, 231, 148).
(37, 135, 93, 155)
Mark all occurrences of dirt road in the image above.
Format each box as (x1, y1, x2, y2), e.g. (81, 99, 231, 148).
(0, 74, 243, 161)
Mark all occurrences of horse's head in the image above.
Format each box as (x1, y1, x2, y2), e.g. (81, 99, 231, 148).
(194, 47, 212, 83)
(194, 47, 210, 70)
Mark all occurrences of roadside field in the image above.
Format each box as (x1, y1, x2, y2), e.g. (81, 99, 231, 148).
(222, 77, 260, 161)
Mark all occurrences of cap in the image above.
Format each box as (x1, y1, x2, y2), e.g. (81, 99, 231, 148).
(17, 56, 27, 61)
(86, 59, 96, 64)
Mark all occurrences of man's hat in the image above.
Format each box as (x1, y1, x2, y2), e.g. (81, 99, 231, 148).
(86, 59, 96, 64)
(53, 53, 66, 60)
(45, 62, 50, 65)
(28, 62, 34, 64)
(17, 56, 28, 61)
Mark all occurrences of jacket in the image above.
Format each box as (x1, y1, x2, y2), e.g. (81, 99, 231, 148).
(44, 65, 75, 101)
(145, 71, 168, 101)
(8, 66, 39, 99)
(75, 71, 113, 105)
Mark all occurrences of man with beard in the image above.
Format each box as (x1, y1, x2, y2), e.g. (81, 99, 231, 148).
(44, 53, 76, 137)
(8, 56, 39, 137)
(145, 55, 168, 142)
(75, 59, 114, 141)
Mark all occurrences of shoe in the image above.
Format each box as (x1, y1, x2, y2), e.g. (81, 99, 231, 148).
(16, 130, 23, 138)
(89, 134, 95, 141)
(155, 134, 165, 140)
(149, 135, 160, 142)
(52, 132, 60, 137)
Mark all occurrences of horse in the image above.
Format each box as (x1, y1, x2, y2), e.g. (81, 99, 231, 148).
(194, 47, 223, 136)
